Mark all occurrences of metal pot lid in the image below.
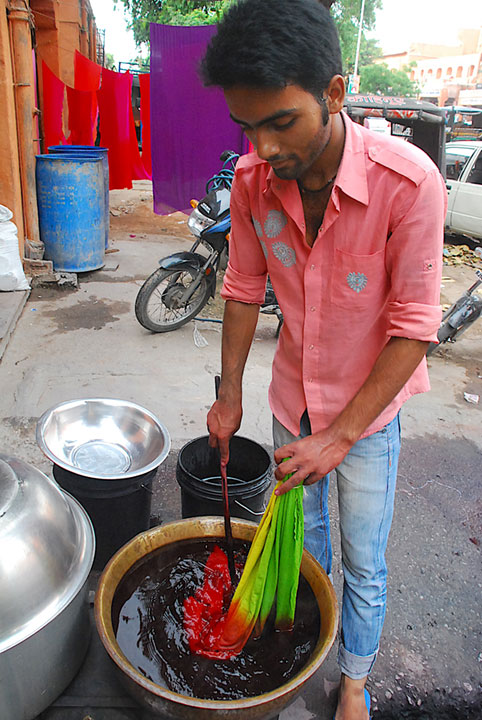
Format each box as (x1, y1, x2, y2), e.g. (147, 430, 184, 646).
(0, 454, 95, 653)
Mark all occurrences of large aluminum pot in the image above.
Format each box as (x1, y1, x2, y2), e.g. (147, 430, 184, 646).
(95, 517, 338, 720)
(0, 454, 95, 720)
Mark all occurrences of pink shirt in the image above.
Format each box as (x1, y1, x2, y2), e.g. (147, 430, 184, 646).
(221, 113, 447, 438)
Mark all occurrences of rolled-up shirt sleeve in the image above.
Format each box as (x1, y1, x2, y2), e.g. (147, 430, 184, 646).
(385, 167, 447, 342)
(221, 170, 268, 305)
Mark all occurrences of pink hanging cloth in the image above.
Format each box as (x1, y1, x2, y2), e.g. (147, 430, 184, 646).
(97, 67, 133, 189)
(41, 60, 65, 149)
(139, 74, 152, 176)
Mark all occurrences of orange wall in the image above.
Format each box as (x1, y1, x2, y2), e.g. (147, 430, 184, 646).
(0, 0, 25, 248)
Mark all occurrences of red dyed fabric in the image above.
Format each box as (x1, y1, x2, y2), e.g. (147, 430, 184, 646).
(183, 545, 237, 660)
(66, 87, 97, 145)
(42, 60, 65, 149)
(97, 67, 133, 189)
(74, 50, 101, 91)
(72, 51, 101, 145)
(139, 73, 152, 176)
(127, 72, 150, 181)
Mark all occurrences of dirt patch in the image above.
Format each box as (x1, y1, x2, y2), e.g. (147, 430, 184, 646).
(109, 182, 192, 240)
(42, 296, 130, 332)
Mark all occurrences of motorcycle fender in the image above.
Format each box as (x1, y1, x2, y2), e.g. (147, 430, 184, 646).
(158, 251, 206, 272)
(158, 251, 217, 297)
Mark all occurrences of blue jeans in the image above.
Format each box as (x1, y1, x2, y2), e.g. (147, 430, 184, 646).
(273, 411, 401, 680)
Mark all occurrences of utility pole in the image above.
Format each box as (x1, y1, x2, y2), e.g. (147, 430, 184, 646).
(353, 0, 366, 80)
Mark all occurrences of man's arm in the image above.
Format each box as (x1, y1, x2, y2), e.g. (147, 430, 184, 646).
(273, 336, 428, 494)
(207, 299, 260, 465)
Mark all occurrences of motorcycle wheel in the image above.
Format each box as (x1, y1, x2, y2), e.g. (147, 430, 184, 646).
(135, 266, 211, 332)
(426, 322, 457, 356)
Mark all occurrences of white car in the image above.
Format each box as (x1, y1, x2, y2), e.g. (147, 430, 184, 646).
(445, 140, 482, 242)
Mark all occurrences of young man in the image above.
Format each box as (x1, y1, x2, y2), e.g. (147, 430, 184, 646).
(203, 1, 446, 718)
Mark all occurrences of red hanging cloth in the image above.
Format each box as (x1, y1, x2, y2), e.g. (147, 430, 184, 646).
(128, 72, 150, 181)
(139, 74, 152, 176)
(74, 50, 101, 91)
(72, 50, 101, 146)
(66, 87, 97, 145)
(97, 67, 133, 189)
(41, 60, 65, 149)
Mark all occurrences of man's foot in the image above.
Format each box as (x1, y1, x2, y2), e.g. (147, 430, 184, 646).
(334, 674, 370, 719)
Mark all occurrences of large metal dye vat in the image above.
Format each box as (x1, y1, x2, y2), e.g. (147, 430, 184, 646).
(95, 517, 338, 720)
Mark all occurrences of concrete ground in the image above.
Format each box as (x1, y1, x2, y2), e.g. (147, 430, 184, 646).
(0, 182, 481, 719)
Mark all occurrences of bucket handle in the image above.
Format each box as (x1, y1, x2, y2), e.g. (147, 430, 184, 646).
(234, 499, 266, 517)
(141, 483, 153, 494)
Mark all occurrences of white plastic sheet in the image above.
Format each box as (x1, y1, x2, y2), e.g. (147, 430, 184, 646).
(0, 205, 29, 291)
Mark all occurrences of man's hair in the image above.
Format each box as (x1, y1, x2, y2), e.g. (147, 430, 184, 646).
(201, 0, 343, 98)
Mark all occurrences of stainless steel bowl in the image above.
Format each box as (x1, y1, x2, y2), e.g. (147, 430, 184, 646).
(36, 398, 171, 479)
(0, 453, 95, 720)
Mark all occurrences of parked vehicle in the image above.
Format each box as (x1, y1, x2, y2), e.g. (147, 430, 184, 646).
(427, 269, 482, 355)
(444, 140, 482, 243)
(135, 152, 283, 333)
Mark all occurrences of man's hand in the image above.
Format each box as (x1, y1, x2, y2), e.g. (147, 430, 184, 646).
(273, 337, 429, 495)
(273, 427, 353, 495)
(207, 395, 242, 467)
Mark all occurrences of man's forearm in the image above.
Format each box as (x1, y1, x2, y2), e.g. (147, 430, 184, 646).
(219, 299, 260, 398)
(330, 336, 429, 443)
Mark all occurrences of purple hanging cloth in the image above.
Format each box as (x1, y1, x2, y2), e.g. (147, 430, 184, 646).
(150, 23, 246, 214)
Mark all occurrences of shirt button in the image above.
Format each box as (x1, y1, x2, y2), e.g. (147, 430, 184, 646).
(308, 377, 313, 383)
(310, 264, 315, 270)
(309, 344, 314, 350)
(310, 306, 316, 312)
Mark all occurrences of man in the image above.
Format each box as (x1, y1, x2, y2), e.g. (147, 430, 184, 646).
(202, 1, 446, 718)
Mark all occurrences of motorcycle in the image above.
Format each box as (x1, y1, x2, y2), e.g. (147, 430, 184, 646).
(427, 268, 482, 355)
(135, 151, 283, 334)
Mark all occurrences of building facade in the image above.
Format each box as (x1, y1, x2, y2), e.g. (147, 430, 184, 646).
(0, 0, 101, 255)
(375, 29, 482, 109)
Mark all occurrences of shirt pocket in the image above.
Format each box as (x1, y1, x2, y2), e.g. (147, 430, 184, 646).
(330, 248, 387, 311)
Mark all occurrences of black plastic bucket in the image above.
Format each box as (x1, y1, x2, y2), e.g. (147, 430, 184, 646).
(176, 435, 271, 522)
(53, 464, 156, 570)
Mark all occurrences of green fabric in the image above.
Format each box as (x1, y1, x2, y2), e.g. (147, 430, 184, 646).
(222, 466, 304, 648)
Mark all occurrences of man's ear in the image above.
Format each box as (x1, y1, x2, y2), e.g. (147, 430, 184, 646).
(326, 75, 346, 114)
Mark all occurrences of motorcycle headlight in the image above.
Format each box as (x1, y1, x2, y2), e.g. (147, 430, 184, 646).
(187, 207, 216, 237)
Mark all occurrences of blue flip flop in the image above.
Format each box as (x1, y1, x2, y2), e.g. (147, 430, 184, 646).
(333, 688, 371, 719)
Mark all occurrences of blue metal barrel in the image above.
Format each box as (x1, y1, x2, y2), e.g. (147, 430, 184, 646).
(36, 154, 105, 272)
(48, 146, 109, 248)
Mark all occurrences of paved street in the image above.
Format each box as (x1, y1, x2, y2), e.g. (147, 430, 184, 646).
(0, 184, 480, 719)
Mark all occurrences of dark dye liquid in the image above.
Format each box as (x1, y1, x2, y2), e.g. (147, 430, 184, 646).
(112, 538, 320, 700)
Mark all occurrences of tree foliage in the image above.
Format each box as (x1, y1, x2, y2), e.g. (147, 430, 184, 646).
(113, 0, 234, 45)
(116, 0, 383, 69)
(359, 63, 419, 96)
(331, 0, 383, 73)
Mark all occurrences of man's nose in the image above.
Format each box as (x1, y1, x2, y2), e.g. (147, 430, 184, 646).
(255, 129, 280, 162)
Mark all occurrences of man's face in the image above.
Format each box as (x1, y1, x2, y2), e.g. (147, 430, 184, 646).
(224, 84, 331, 180)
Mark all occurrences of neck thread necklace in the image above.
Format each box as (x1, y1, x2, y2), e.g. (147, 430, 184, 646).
(298, 175, 336, 194)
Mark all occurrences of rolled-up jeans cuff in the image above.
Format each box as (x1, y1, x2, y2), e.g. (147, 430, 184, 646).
(338, 643, 378, 679)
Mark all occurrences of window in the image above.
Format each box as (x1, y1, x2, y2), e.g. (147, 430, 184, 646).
(446, 67, 453, 76)
(436, 68, 442, 79)
(467, 153, 482, 186)
(456, 66, 463, 78)
(445, 148, 476, 180)
(468, 65, 475, 77)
